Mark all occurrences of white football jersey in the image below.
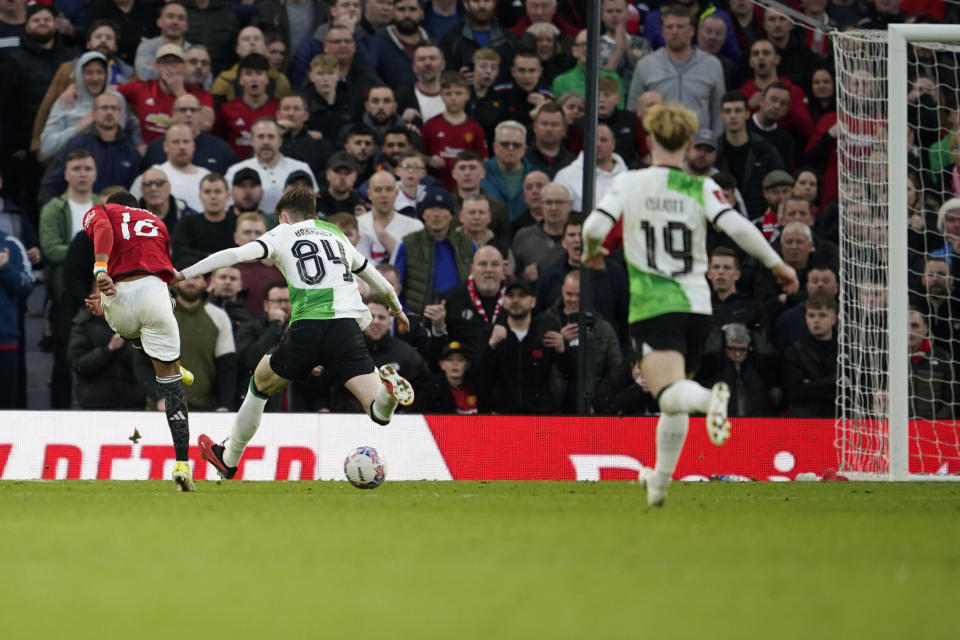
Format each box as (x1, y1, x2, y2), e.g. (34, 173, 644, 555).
(256, 219, 372, 327)
(595, 166, 732, 323)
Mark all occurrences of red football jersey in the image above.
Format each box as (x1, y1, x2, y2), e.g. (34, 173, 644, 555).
(421, 114, 489, 191)
(116, 80, 214, 144)
(215, 97, 279, 159)
(82, 204, 175, 283)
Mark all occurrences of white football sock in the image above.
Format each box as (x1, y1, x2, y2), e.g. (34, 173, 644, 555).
(658, 379, 712, 414)
(224, 387, 268, 467)
(654, 412, 689, 482)
(371, 383, 398, 424)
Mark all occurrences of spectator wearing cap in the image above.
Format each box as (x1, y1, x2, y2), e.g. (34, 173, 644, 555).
(216, 54, 280, 159)
(477, 277, 566, 414)
(30, 21, 137, 159)
(172, 173, 237, 264)
(423, 341, 482, 414)
(685, 128, 719, 177)
(225, 117, 318, 213)
(277, 92, 333, 183)
(117, 43, 215, 144)
(318, 151, 366, 217)
(283, 170, 315, 194)
(134, 1, 191, 81)
(227, 168, 267, 221)
(38, 52, 112, 162)
(684, 128, 750, 227)
(141, 93, 238, 175)
(357, 171, 424, 265)
(714, 90, 785, 220)
(756, 169, 795, 243)
(394, 188, 475, 314)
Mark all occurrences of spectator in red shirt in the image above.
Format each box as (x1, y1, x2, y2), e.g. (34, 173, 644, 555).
(216, 53, 279, 159)
(738, 39, 814, 140)
(422, 70, 489, 191)
(117, 43, 214, 144)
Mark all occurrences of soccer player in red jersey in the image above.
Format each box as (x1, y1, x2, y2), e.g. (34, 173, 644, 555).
(82, 191, 196, 491)
(421, 71, 489, 191)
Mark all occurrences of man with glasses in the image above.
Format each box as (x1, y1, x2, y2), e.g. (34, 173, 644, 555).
(138, 166, 195, 237)
(482, 120, 534, 222)
(183, 44, 213, 90)
(141, 93, 237, 175)
(39, 91, 140, 204)
(512, 182, 570, 284)
(393, 150, 430, 215)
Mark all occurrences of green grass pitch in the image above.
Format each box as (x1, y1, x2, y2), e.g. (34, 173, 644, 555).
(1, 480, 958, 640)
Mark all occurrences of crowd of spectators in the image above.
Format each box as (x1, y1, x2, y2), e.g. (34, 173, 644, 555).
(0, 0, 958, 417)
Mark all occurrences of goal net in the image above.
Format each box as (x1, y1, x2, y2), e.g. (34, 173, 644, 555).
(834, 27, 960, 479)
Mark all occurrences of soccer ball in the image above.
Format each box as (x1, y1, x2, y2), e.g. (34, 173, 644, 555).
(343, 446, 387, 489)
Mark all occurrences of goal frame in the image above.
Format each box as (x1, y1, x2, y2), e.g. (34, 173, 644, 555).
(847, 24, 960, 481)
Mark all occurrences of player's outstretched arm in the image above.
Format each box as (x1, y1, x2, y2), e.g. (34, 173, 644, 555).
(355, 261, 408, 331)
(179, 242, 267, 280)
(714, 211, 798, 294)
(582, 209, 616, 265)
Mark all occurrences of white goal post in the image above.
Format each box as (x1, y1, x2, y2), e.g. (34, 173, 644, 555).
(835, 25, 960, 481)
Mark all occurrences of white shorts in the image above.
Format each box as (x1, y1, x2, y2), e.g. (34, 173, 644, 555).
(101, 276, 180, 363)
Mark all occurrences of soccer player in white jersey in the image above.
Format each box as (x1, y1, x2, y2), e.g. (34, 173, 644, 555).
(174, 187, 415, 480)
(582, 104, 799, 507)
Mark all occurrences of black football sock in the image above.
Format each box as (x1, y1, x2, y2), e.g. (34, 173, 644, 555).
(157, 373, 189, 461)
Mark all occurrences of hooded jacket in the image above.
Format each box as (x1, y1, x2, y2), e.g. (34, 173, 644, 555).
(553, 151, 627, 212)
(39, 51, 108, 160)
